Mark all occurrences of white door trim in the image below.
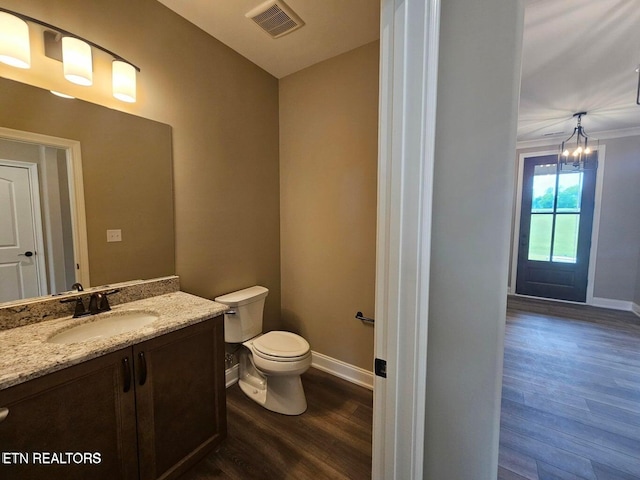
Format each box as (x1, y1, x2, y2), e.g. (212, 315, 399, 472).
(586, 145, 605, 304)
(0, 127, 90, 288)
(510, 146, 606, 304)
(373, 0, 441, 478)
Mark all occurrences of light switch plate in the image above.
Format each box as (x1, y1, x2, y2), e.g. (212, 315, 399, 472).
(106, 229, 122, 242)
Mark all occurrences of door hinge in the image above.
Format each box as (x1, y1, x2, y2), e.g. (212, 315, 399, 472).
(374, 358, 387, 378)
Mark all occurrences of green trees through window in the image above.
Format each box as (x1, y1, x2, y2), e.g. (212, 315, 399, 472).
(528, 170, 583, 263)
(532, 184, 580, 211)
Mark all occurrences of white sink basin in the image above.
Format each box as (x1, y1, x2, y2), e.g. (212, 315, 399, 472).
(48, 310, 159, 344)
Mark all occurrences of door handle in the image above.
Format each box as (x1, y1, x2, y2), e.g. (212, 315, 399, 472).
(138, 351, 147, 386)
(18, 251, 34, 257)
(0, 407, 8, 422)
(122, 357, 132, 393)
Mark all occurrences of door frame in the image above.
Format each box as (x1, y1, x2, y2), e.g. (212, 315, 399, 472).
(0, 127, 90, 290)
(0, 159, 48, 296)
(373, 0, 440, 478)
(510, 146, 606, 304)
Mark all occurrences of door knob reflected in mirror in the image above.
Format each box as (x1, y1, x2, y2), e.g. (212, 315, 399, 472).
(18, 251, 34, 257)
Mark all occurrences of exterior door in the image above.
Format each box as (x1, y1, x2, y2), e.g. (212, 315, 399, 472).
(516, 154, 597, 302)
(0, 164, 41, 302)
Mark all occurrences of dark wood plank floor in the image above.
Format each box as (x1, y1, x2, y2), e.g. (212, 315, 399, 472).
(499, 296, 640, 480)
(179, 296, 639, 480)
(179, 367, 373, 480)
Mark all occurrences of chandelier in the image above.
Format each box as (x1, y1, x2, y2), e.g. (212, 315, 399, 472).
(558, 112, 597, 170)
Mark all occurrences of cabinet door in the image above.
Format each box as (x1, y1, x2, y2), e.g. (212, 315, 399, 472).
(134, 316, 226, 480)
(0, 348, 138, 480)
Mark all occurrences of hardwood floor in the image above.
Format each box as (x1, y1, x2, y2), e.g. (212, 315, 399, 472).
(179, 367, 373, 480)
(179, 296, 639, 480)
(499, 296, 640, 480)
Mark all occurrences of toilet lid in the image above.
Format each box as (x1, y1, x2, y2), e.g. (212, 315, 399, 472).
(253, 331, 310, 358)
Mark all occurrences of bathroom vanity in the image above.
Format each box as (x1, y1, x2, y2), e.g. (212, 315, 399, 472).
(0, 278, 228, 480)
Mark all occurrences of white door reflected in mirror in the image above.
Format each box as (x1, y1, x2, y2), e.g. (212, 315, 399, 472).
(0, 130, 88, 304)
(0, 163, 42, 302)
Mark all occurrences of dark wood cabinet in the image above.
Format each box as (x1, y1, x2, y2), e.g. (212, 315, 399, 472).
(135, 317, 227, 480)
(0, 347, 139, 480)
(0, 316, 226, 480)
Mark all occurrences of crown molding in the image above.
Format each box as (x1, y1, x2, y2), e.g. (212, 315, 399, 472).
(517, 125, 640, 150)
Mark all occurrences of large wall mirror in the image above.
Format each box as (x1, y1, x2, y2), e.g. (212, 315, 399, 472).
(0, 78, 175, 304)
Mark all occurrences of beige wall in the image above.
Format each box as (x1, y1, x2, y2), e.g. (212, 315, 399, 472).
(279, 42, 379, 370)
(0, 0, 281, 327)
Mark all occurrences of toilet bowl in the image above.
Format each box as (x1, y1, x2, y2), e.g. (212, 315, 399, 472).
(239, 331, 311, 415)
(215, 286, 312, 415)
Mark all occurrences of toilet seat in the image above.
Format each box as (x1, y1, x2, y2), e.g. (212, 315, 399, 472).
(252, 331, 310, 362)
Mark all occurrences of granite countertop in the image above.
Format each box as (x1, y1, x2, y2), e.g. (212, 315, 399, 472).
(0, 291, 228, 390)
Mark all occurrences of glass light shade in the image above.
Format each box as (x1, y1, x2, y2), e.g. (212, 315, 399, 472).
(112, 60, 136, 102)
(0, 12, 31, 68)
(50, 90, 75, 99)
(62, 37, 93, 86)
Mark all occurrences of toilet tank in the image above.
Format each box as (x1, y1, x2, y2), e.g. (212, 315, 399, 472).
(214, 286, 269, 343)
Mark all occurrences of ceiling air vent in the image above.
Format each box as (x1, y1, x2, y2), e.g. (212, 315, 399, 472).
(246, 0, 305, 39)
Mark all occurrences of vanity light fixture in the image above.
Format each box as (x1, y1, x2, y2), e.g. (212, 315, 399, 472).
(112, 60, 136, 103)
(50, 90, 75, 99)
(0, 7, 140, 102)
(0, 12, 31, 68)
(62, 36, 93, 86)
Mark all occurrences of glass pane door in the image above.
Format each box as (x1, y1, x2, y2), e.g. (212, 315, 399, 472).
(516, 154, 597, 302)
(528, 164, 583, 264)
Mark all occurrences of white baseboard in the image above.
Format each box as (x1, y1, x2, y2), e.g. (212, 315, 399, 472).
(311, 351, 374, 390)
(591, 297, 634, 311)
(224, 352, 374, 391)
(510, 292, 636, 313)
(225, 364, 239, 388)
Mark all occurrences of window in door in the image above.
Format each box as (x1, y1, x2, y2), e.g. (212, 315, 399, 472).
(516, 154, 597, 302)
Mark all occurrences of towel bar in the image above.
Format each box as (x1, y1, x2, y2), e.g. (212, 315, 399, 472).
(355, 311, 375, 325)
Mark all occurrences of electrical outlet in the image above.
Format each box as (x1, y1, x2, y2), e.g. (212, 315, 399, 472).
(106, 229, 122, 242)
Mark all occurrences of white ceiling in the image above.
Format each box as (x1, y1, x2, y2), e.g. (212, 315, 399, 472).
(519, 0, 640, 142)
(159, 0, 640, 141)
(157, 0, 380, 79)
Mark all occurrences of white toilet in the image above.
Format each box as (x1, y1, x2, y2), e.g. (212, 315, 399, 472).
(215, 286, 311, 415)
